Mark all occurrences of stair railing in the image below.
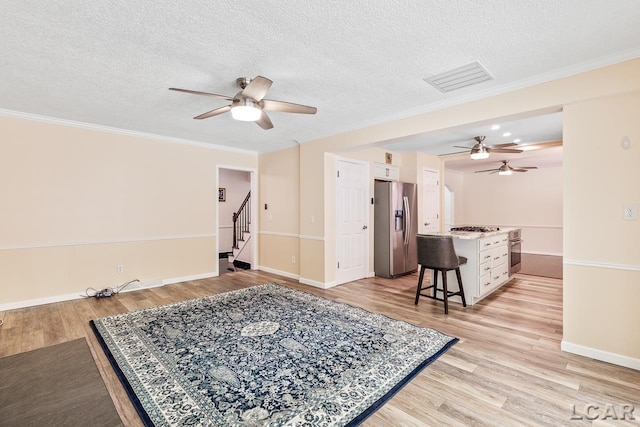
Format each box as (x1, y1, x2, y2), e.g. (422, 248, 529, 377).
(232, 191, 251, 250)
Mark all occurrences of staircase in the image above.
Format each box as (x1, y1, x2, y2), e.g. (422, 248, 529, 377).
(228, 230, 251, 271)
(228, 191, 251, 271)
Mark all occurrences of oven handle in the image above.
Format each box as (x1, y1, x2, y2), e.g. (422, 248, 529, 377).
(510, 239, 523, 246)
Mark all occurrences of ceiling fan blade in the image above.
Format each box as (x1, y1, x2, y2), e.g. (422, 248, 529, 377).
(242, 76, 273, 101)
(489, 142, 518, 148)
(512, 168, 530, 172)
(518, 140, 563, 151)
(520, 166, 538, 169)
(255, 111, 274, 130)
(439, 150, 469, 156)
(169, 88, 232, 101)
(475, 168, 500, 173)
(194, 105, 231, 120)
(453, 145, 473, 150)
(488, 148, 523, 153)
(261, 99, 317, 114)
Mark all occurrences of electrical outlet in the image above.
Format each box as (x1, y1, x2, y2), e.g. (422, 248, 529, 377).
(623, 204, 638, 221)
(291, 256, 296, 264)
(117, 265, 124, 273)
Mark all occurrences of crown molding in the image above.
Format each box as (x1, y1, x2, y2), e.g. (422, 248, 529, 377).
(0, 108, 258, 155)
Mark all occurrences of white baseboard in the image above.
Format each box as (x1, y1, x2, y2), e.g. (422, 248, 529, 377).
(162, 272, 218, 285)
(258, 266, 300, 280)
(0, 272, 218, 311)
(257, 267, 338, 289)
(561, 340, 640, 371)
(522, 251, 563, 257)
(0, 292, 85, 312)
(299, 277, 337, 289)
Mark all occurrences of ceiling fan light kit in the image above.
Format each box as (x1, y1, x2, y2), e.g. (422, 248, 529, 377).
(230, 99, 262, 122)
(170, 75, 317, 130)
(470, 146, 490, 160)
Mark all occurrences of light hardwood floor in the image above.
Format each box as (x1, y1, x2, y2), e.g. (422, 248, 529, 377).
(1, 271, 639, 426)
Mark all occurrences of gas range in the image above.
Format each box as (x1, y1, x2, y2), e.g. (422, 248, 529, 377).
(450, 226, 500, 233)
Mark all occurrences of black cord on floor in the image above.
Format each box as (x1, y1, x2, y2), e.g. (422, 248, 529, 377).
(81, 279, 140, 298)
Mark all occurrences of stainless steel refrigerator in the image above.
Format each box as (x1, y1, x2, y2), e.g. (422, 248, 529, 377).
(374, 181, 418, 278)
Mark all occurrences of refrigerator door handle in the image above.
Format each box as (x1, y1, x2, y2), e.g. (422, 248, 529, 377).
(403, 196, 411, 246)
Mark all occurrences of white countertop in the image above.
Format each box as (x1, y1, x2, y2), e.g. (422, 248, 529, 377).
(420, 228, 518, 240)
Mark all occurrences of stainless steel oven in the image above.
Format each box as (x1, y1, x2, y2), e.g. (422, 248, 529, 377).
(509, 229, 522, 275)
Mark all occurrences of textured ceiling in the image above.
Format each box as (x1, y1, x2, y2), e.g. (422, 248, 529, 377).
(2, 1, 640, 154)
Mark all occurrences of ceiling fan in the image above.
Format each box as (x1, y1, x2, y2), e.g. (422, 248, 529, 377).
(475, 160, 538, 175)
(169, 76, 317, 130)
(454, 136, 523, 159)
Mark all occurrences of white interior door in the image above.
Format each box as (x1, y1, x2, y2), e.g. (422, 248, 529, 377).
(422, 168, 440, 233)
(336, 159, 368, 285)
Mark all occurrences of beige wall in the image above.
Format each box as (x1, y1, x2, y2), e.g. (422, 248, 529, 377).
(297, 58, 640, 367)
(448, 166, 563, 255)
(1, 115, 257, 307)
(257, 146, 300, 277)
(563, 90, 640, 362)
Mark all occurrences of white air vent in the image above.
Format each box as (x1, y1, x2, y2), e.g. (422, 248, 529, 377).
(424, 61, 493, 93)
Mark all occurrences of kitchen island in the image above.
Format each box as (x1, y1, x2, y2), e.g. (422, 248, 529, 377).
(423, 228, 517, 306)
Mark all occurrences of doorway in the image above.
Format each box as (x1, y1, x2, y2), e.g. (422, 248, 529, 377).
(217, 167, 256, 274)
(444, 185, 454, 231)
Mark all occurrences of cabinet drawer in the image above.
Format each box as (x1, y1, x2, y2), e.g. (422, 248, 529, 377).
(480, 250, 493, 264)
(491, 263, 509, 286)
(479, 260, 492, 275)
(480, 237, 494, 250)
(480, 273, 492, 291)
(491, 245, 509, 267)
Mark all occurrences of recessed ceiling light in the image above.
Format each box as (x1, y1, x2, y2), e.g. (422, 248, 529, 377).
(503, 132, 511, 137)
(513, 138, 521, 143)
(491, 125, 500, 130)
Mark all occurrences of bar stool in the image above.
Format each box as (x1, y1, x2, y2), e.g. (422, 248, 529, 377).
(415, 234, 467, 314)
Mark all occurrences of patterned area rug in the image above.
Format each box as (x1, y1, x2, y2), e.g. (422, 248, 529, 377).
(91, 283, 457, 426)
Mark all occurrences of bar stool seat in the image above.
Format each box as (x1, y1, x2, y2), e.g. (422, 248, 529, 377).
(415, 234, 467, 314)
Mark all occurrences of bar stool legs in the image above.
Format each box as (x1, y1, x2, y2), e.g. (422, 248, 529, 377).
(455, 267, 467, 307)
(414, 266, 426, 305)
(414, 267, 467, 314)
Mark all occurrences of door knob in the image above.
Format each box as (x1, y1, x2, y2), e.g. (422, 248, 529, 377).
(362, 225, 368, 230)
(424, 222, 430, 226)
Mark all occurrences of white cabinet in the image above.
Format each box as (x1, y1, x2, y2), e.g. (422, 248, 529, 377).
(442, 232, 512, 305)
(374, 162, 399, 181)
